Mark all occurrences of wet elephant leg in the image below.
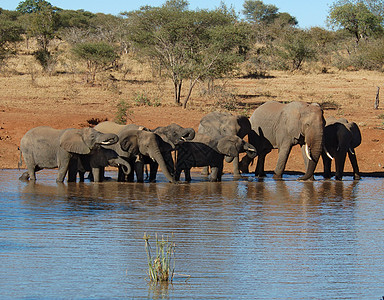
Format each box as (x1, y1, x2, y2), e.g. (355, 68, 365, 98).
(135, 160, 145, 182)
(232, 156, 241, 178)
(348, 151, 361, 180)
(255, 154, 267, 177)
(149, 162, 159, 182)
(335, 151, 347, 181)
(274, 145, 292, 179)
(322, 153, 332, 179)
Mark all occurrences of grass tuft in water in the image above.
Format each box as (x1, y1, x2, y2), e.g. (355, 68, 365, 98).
(143, 232, 175, 283)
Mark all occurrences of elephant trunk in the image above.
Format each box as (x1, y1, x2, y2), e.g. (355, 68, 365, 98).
(148, 148, 176, 183)
(181, 128, 195, 141)
(299, 128, 323, 180)
(98, 133, 119, 146)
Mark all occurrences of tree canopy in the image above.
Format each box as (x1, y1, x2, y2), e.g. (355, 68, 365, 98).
(327, 0, 383, 44)
(123, 1, 251, 108)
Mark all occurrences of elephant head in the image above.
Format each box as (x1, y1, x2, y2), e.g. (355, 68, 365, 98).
(60, 127, 119, 154)
(118, 129, 176, 183)
(286, 102, 325, 180)
(217, 135, 257, 163)
(153, 123, 195, 147)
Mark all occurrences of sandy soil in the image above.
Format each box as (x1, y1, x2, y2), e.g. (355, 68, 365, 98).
(1, 70, 384, 177)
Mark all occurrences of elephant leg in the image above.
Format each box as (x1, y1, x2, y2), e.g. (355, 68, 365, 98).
(149, 162, 159, 183)
(232, 156, 241, 178)
(57, 156, 71, 183)
(274, 145, 292, 179)
(335, 151, 347, 181)
(135, 160, 145, 182)
(348, 150, 361, 180)
(255, 154, 267, 177)
(26, 164, 40, 181)
(79, 171, 85, 182)
(201, 166, 210, 176)
(118, 167, 128, 182)
(92, 167, 101, 182)
(322, 153, 332, 179)
(67, 159, 78, 182)
(19, 171, 30, 181)
(174, 168, 182, 181)
(184, 168, 192, 182)
(210, 166, 222, 182)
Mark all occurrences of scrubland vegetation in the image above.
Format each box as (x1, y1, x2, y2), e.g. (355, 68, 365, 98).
(2, 0, 384, 172)
(1, 0, 384, 109)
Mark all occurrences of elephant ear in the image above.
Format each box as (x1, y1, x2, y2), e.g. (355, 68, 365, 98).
(60, 129, 91, 154)
(120, 135, 138, 154)
(284, 106, 302, 141)
(217, 136, 239, 157)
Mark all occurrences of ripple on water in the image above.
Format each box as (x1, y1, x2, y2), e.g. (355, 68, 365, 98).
(0, 169, 384, 299)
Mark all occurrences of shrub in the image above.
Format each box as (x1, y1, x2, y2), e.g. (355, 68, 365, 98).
(115, 99, 131, 125)
(72, 42, 119, 84)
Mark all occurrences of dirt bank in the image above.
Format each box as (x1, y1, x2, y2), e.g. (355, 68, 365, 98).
(1, 70, 384, 176)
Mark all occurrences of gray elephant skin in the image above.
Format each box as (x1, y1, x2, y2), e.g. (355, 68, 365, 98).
(70, 147, 132, 182)
(19, 126, 119, 182)
(198, 111, 252, 177)
(94, 123, 176, 183)
(322, 116, 361, 180)
(95, 121, 194, 182)
(175, 133, 257, 182)
(241, 101, 325, 180)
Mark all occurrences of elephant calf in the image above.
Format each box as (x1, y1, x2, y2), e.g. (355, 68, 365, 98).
(175, 134, 257, 182)
(69, 147, 131, 182)
(322, 117, 361, 180)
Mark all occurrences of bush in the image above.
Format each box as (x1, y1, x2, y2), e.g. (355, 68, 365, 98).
(72, 42, 119, 84)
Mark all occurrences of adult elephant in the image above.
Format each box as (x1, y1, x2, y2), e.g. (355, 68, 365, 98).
(322, 116, 361, 180)
(69, 147, 132, 182)
(100, 128, 176, 183)
(175, 133, 257, 182)
(19, 126, 118, 182)
(240, 101, 325, 180)
(197, 111, 252, 177)
(95, 121, 195, 182)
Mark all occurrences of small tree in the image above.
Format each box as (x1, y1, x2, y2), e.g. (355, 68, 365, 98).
(16, 0, 61, 71)
(124, 1, 250, 108)
(273, 29, 317, 70)
(0, 10, 24, 67)
(327, 1, 383, 44)
(72, 42, 119, 84)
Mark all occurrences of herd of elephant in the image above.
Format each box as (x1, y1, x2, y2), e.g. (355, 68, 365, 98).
(18, 100, 362, 184)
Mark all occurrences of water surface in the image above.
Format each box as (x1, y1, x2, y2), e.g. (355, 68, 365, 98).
(1, 169, 384, 299)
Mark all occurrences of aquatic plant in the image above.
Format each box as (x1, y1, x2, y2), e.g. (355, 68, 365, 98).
(143, 233, 175, 283)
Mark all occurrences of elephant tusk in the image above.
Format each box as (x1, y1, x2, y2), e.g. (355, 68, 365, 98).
(305, 144, 312, 161)
(324, 146, 333, 160)
(180, 137, 186, 141)
(349, 148, 355, 155)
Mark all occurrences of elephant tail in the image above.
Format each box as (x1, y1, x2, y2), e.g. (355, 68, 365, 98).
(17, 146, 23, 170)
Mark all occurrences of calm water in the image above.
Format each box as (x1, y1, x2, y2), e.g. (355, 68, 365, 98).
(1, 169, 384, 299)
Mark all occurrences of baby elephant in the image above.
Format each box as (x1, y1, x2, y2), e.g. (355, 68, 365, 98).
(175, 134, 257, 182)
(322, 117, 361, 180)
